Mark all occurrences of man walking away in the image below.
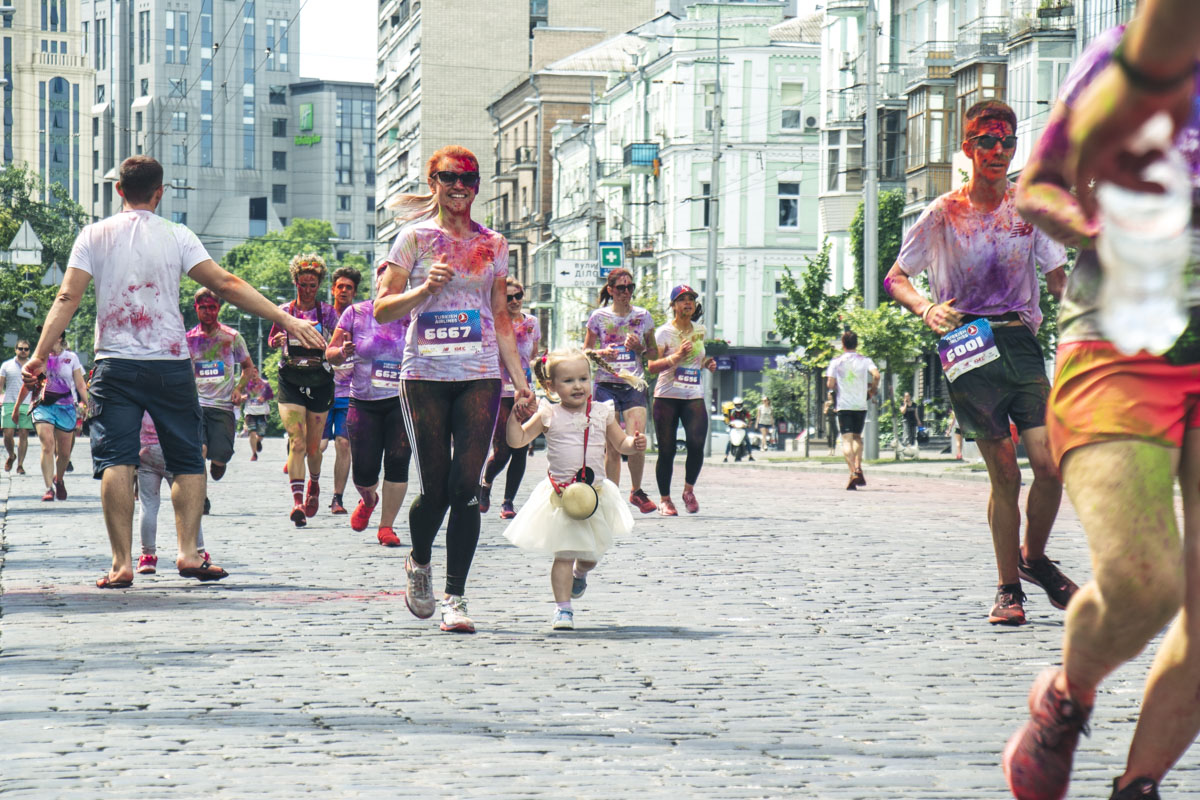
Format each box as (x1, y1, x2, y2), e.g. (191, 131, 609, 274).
(825, 331, 879, 491)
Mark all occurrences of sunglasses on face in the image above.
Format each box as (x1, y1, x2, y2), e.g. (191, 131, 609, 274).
(16, 347, 29, 352)
(970, 134, 1018, 150)
(612, 283, 635, 293)
(433, 171, 481, 189)
(507, 292, 524, 302)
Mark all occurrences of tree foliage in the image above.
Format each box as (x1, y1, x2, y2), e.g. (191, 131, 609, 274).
(774, 240, 849, 369)
(762, 367, 811, 427)
(849, 189, 906, 302)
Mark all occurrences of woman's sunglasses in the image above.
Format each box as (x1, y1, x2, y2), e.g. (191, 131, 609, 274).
(969, 134, 1017, 150)
(611, 283, 635, 293)
(507, 292, 524, 302)
(433, 170, 481, 189)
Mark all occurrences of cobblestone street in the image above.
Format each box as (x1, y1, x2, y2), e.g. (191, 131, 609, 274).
(0, 438, 1193, 798)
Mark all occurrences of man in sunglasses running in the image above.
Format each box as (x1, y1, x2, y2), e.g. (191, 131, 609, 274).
(884, 99, 1077, 626)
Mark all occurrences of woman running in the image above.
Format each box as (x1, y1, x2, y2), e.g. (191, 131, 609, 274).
(376, 145, 534, 634)
(268, 253, 339, 527)
(13, 332, 87, 501)
(647, 285, 716, 516)
(582, 268, 659, 513)
(480, 277, 541, 519)
(327, 262, 412, 547)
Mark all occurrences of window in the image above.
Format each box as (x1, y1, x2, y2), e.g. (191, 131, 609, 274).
(173, 186, 188, 199)
(780, 82, 805, 130)
(172, 111, 187, 131)
(137, 10, 150, 64)
(703, 83, 717, 131)
(272, 118, 287, 137)
(272, 184, 287, 204)
(92, 183, 99, 203)
(365, 169, 375, 186)
(265, 18, 288, 70)
(169, 78, 186, 98)
(846, 131, 863, 192)
(165, 11, 188, 64)
(140, 78, 148, 97)
(337, 222, 351, 239)
(826, 130, 841, 192)
(366, 224, 376, 240)
(338, 195, 351, 211)
(135, 112, 143, 132)
(82, 21, 88, 55)
(337, 170, 353, 185)
(172, 144, 188, 166)
(336, 140, 352, 184)
(171, 211, 187, 225)
(269, 86, 287, 105)
(366, 196, 376, 212)
(778, 182, 799, 229)
(272, 151, 286, 170)
(907, 89, 926, 170)
(361, 101, 373, 130)
(95, 84, 105, 103)
(92, 117, 98, 137)
(700, 182, 711, 227)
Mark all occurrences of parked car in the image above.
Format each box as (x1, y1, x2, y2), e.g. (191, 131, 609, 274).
(676, 415, 762, 452)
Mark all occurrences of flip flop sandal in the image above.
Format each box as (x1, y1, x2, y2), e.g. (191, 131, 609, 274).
(178, 560, 229, 582)
(96, 575, 133, 589)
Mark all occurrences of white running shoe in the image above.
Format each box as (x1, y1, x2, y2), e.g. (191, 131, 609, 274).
(552, 608, 575, 630)
(439, 595, 475, 633)
(404, 556, 436, 619)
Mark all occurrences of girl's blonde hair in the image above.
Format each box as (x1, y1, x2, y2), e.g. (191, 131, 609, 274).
(389, 145, 479, 224)
(289, 252, 327, 284)
(532, 348, 591, 401)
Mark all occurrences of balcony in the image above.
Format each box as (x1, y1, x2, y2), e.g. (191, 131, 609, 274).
(905, 163, 952, 207)
(825, 0, 866, 17)
(902, 42, 956, 90)
(622, 142, 659, 175)
(1010, 1, 1076, 38)
(625, 235, 657, 257)
(514, 145, 537, 170)
(955, 17, 1009, 63)
(33, 52, 88, 69)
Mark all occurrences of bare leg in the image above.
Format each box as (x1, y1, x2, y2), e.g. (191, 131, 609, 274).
(34, 423, 55, 489)
(379, 479, 408, 529)
(3, 427, 13, 460)
(17, 429, 27, 468)
(171, 472, 212, 570)
(623, 406, 648, 491)
(279, 404, 307, 480)
(1020, 426, 1063, 562)
(604, 441, 621, 485)
(976, 436, 1023, 586)
(333, 436, 351, 496)
(841, 432, 857, 476)
(100, 465, 137, 583)
(53, 428, 73, 481)
(248, 430, 261, 458)
(305, 411, 328, 477)
(551, 558, 574, 603)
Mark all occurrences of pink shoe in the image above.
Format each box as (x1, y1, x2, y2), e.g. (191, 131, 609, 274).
(659, 498, 678, 517)
(137, 554, 158, 574)
(681, 489, 699, 514)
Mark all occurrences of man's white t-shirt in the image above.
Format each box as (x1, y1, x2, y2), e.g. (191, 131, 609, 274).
(66, 210, 211, 360)
(825, 351, 877, 412)
(1, 358, 27, 404)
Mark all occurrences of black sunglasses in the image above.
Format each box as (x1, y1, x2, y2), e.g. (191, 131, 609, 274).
(612, 283, 635, 293)
(433, 170, 481, 189)
(970, 134, 1018, 150)
(16, 346, 30, 351)
(507, 292, 524, 301)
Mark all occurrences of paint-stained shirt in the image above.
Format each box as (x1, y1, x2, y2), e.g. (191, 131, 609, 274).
(825, 352, 877, 412)
(267, 301, 340, 371)
(44, 350, 82, 406)
(896, 185, 1067, 333)
(586, 306, 654, 384)
(653, 322, 707, 401)
(330, 304, 355, 398)
(384, 218, 508, 382)
(244, 376, 274, 415)
(67, 210, 210, 360)
(186, 323, 249, 410)
(1045, 25, 1200, 343)
(1, 358, 29, 405)
(500, 313, 540, 399)
(335, 300, 411, 402)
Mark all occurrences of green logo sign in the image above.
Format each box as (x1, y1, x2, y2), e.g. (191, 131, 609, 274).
(598, 241, 624, 275)
(294, 134, 322, 147)
(299, 103, 314, 132)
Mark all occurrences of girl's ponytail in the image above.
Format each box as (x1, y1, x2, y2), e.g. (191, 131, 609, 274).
(533, 354, 555, 400)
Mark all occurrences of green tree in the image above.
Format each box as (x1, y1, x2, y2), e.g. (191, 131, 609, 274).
(762, 367, 810, 428)
(849, 189, 906, 302)
(774, 239, 849, 368)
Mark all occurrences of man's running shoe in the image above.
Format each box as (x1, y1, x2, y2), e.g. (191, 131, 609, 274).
(137, 554, 158, 574)
(290, 504, 307, 528)
(1003, 669, 1092, 800)
(404, 555, 436, 619)
(54, 478, 67, 500)
(439, 595, 475, 633)
(303, 481, 320, 517)
(571, 574, 587, 599)
(16, 465, 25, 474)
(1109, 778, 1160, 799)
(65, 461, 74, 473)
(4, 455, 13, 471)
(846, 475, 858, 491)
(630, 488, 657, 514)
(854, 469, 866, 487)
(257, 440, 263, 453)
(330, 494, 347, 515)
(1019, 553, 1079, 611)
(479, 483, 491, 514)
(500, 500, 516, 520)
(552, 608, 575, 630)
(202, 496, 211, 515)
(659, 498, 678, 516)
(990, 583, 1028, 625)
(41, 488, 55, 502)
(250, 452, 258, 462)
(350, 498, 376, 532)
(377, 527, 402, 547)
(681, 488, 699, 514)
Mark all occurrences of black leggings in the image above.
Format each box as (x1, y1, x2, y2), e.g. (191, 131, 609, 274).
(400, 378, 501, 596)
(652, 396, 708, 497)
(347, 396, 411, 487)
(482, 398, 528, 501)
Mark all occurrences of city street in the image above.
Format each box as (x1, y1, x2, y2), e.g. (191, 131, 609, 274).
(0, 437, 1194, 798)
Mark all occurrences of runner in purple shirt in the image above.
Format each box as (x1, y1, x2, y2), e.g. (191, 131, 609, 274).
(320, 266, 361, 516)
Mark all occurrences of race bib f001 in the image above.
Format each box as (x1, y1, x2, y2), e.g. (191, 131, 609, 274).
(938, 319, 1000, 382)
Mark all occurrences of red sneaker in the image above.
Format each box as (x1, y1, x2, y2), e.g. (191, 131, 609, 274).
(41, 488, 55, 502)
(250, 453, 258, 462)
(681, 489, 699, 514)
(350, 498, 376, 532)
(1003, 669, 1091, 800)
(54, 478, 67, 500)
(377, 527, 402, 547)
(659, 498, 678, 517)
(303, 481, 320, 517)
(499, 500, 516, 520)
(289, 504, 307, 528)
(330, 494, 348, 515)
(629, 488, 657, 514)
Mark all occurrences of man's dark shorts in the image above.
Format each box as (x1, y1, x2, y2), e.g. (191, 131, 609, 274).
(89, 358, 204, 479)
(246, 414, 269, 435)
(200, 406, 236, 463)
(946, 324, 1050, 441)
(594, 381, 647, 414)
(837, 410, 867, 435)
(276, 371, 335, 413)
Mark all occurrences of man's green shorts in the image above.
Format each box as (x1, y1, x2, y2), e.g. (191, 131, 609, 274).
(2, 402, 34, 431)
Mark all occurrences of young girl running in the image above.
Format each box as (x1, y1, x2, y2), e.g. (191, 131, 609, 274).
(135, 412, 208, 574)
(504, 349, 645, 631)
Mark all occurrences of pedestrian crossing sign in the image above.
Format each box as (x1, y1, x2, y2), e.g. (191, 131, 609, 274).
(598, 241, 624, 276)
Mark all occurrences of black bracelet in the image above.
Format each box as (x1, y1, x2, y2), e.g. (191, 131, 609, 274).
(1112, 39, 1194, 94)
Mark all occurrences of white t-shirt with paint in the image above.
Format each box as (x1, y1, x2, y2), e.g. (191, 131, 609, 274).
(1, 358, 29, 405)
(825, 351, 877, 412)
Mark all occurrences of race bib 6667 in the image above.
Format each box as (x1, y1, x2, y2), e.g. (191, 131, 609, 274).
(416, 310, 483, 357)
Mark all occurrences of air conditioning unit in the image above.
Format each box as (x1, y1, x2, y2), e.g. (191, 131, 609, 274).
(766, 330, 780, 342)
(805, 115, 819, 131)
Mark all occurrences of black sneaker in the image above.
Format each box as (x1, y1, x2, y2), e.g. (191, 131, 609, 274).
(203, 496, 211, 516)
(65, 460, 74, 472)
(989, 583, 1027, 625)
(479, 483, 491, 514)
(1110, 778, 1160, 799)
(1019, 553, 1079, 611)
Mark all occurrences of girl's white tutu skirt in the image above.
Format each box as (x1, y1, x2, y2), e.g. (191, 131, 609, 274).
(503, 477, 633, 561)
